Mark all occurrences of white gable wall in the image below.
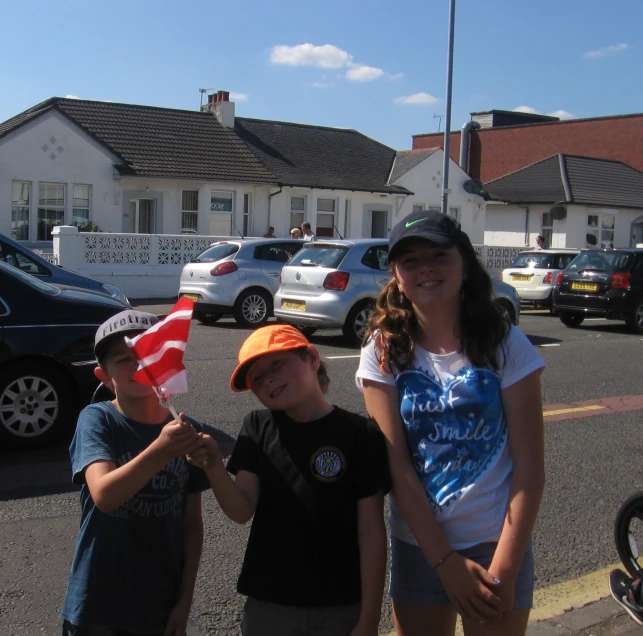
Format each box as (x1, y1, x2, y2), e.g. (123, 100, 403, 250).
(391, 150, 486, 244)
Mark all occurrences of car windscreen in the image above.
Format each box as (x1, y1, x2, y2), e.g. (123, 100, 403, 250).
(0, 263, 59, 295)
(567, 251, 632, 273)
(509, 253, 553, 268)
(196, 243, 240, 263)
(287, 245, 350, 269)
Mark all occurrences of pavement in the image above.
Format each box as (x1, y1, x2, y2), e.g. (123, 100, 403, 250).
(131, 299, 643, 636)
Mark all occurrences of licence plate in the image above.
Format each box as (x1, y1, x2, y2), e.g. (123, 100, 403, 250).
(571, 282, 598, 291)
(511, 275, 531, 281)
(182, 294, 200, 302)
(282, 301, 306, 311)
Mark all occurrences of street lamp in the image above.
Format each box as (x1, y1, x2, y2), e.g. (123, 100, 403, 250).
(441, 0, 456, 216)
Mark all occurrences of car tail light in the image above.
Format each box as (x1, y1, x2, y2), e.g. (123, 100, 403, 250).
(210, 261, 239, 276)
(555, 271, 564, 286)
(611, 272, 631, 289)
(323, 271, 350, 291)
(542, 272, 553, 284)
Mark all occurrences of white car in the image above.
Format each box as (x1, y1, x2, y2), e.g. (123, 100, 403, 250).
(501, 249, 579, 311)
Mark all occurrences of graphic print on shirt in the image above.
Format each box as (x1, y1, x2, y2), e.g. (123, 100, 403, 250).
(397, 365, 506, 511)
(109, 454, 189, 519)
(311, 446, 346, 482)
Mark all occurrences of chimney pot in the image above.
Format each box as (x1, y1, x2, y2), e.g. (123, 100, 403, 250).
(220, 91, 230, 102)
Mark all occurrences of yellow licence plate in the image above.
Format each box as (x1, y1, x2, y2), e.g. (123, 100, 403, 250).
(511, 275, 531, 281)
(182, 294, 200, 302)
(571, 282, 598, 291)
(282, 301, 306, 311)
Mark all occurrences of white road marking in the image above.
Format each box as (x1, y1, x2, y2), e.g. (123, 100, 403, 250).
(324, 354, 361, 359)
(539, 343, 561, 347)
(584, 318, 609, 321)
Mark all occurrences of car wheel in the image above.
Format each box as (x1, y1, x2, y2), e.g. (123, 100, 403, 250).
(627, 301, 643, 334)
(494, 299, 516, 325)
(0, 361, 73, 449)
(193, 311, 222, 325)
(233, 289, 272, 328)
(342, 301, 374, 344)
(559, 312, 584, 328)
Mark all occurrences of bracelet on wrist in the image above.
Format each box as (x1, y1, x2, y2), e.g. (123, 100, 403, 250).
(431, 549, 455, 570)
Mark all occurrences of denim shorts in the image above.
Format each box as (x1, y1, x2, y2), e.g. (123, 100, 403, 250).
(389, 536, 534, 608)
(240, 597, 361, 636)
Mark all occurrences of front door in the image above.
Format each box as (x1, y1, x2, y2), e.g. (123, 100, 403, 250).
(371, 210, 388, 238)
(129, 199, 157, 233)
(631, 216, 643, 247)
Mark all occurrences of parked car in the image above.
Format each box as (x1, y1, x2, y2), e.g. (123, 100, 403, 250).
(501, 249, 579, 311)
(552, 248, 643, 332)
(0, 232, 129, 303)
(0, 261, 130, 449)
(178, 238, 305, 328)
(274, 239, 521, 343)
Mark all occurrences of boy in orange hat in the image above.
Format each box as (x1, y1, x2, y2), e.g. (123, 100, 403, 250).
(188, 324, 390, 636)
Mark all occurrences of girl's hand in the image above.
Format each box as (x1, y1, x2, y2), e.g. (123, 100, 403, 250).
(486, 571, 516, 618)
(161, 598, 190, 636)
(186, 433, 221, 468)
(436, 553, 502, 621)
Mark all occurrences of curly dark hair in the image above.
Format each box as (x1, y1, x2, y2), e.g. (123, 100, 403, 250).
(365, 245, 508, 374)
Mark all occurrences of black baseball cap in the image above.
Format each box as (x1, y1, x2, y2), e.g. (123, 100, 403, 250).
(388, 209, 475, 262)
(94, 309, 158, 361)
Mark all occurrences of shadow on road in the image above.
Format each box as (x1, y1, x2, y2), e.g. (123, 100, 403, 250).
(526, 334, 564, 346)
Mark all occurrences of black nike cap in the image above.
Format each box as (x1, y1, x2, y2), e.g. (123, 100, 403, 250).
(388, 209, 475, 262)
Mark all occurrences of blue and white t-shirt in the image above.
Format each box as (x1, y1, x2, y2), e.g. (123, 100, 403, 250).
(356, 326, 545, 550)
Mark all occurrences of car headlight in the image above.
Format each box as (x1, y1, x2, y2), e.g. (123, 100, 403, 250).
(101, 283, 130, 305)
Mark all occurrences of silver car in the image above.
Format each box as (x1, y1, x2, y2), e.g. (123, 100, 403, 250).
(275, 239, 521, 343)
(178, 238, 305, 327)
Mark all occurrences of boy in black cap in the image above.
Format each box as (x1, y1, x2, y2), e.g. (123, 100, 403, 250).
(60, 309, 209, 636)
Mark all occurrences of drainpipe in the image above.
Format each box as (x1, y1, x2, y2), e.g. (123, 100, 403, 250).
(517, 204, 530, 245)
(268, 187, 282, 232)
(459, 120, 481, 170)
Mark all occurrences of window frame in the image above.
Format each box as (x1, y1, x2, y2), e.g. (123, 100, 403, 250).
(585, 212, 615, 249)
(72, 184, 92, 227)
(290, 195, 306, 230)
(181, 189, 199, 234)
(37, 182, 66, 241)
(11, 180, 31, 241)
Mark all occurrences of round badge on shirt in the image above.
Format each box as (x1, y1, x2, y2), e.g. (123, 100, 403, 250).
(311, 447, 346, 482)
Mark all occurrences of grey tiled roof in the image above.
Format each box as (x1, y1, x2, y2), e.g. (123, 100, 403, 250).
(388, 148, 440, 184)
(0, 98, 410, 193)
(234, 118, 409, 194)
(484, 154, 643, 209)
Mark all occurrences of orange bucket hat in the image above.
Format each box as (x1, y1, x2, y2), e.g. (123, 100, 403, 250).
(230, 324, 313, 392)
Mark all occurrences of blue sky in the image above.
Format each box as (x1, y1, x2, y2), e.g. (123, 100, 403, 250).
(2, 0, 641, 150)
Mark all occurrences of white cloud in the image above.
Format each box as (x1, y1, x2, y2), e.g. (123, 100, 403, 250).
(583, 43, 627, 59)
(65, 94, 80, 99)
(512, 105, 575, 120)
(388, 72, 404, 81)
(346, 64, 385, 82)
(394, 92, 440, 105)
(549, 109, 575, 120)
(309, 81, 332, 89)
(270, 43, 350, 69)
(230, 92, 248, 101)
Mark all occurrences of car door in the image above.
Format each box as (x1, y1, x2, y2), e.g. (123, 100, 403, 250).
(256, 241, 303, 294)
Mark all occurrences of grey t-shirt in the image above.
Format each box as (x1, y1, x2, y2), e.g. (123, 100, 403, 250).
(60, 401, 209, 633)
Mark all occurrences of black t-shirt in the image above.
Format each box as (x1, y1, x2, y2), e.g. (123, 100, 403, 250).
(226, 406, 391, 607)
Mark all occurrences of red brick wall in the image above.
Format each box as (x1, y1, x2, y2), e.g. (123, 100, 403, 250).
(412, 114, 643, 183)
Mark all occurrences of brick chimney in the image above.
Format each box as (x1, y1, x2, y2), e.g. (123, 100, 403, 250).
(200, 90, 235, 127)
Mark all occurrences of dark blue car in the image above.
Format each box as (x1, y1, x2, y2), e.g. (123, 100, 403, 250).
(0, 232, 128, 304)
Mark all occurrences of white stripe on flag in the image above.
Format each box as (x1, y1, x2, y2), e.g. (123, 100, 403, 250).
(127, 310, 193, 345)
(135, 340, 188, 368)
(159, 369, 188, 395)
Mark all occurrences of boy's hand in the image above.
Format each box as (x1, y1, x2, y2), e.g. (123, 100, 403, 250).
(162, 598, 190, 636)
(350, 621, 379, 636)
(187, 434, 222, 468)
(156, 413, 201, 460)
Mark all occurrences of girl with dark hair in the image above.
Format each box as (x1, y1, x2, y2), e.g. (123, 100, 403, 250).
(356, 210, 546, 636)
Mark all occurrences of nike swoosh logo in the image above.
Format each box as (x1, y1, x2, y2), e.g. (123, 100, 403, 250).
(405, 218, 429, 228)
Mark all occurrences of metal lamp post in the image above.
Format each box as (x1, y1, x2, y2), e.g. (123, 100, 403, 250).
(441, 0, 457, 215)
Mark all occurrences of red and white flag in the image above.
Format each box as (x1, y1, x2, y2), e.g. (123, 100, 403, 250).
(125, 296, 195, 397)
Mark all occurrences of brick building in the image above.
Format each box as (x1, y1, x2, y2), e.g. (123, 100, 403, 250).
(412, 110, 643, 183)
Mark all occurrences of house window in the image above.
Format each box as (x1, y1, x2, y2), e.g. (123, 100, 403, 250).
(290, 196, 305, 230)
(316, 198, 336, 237)
(243, 193, 252, 236)
(448, 207, 460, 222)
(11, 181, 30, 241)
(412, 204, 424, 213)
(542, 212, 553, 248)
(317, 198, 336, 213)
(210, 191, 233, 235)
(586, 213, 615, 249)
(428, 206, 441, 212)
(38, 183, 65, 241)
(181, 190, 199, 234)
(72, 184, 91, 227)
